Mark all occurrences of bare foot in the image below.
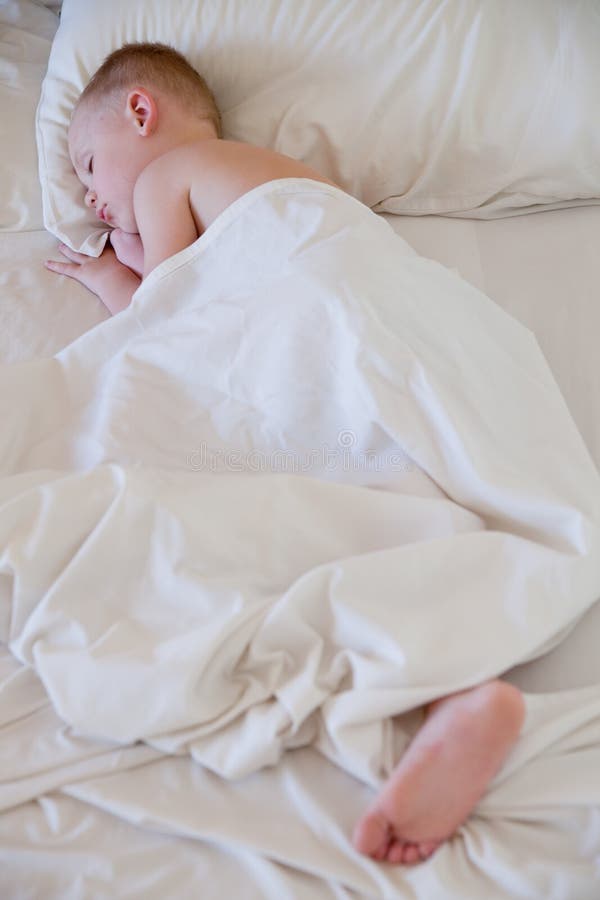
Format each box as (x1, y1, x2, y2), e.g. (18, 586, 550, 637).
(352, 680, 525, 865)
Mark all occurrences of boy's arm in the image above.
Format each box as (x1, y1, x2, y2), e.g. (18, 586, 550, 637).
(45, 244, 140, 315)
(133, 154, 198, 280)
(110, 229, 144, 278)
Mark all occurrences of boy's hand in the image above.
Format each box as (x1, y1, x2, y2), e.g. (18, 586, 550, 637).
(110, 228, 144, 278)
(45, 243, 141, 316)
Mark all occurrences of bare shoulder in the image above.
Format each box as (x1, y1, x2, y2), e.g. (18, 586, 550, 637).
(187, 139, 340, 234)
(133, 145, 200, 278)
(195, 138, 333, 176)
(136, 139, 340, 236)
(135, 143, 196, 192)
(192, 138, 338, 185)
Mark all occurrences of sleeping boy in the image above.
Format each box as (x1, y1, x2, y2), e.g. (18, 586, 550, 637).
(45, 42, 337, 315)
(46, 42, 526, 866)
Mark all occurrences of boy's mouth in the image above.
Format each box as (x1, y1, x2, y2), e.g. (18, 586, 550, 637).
(97, 205, 108, 222)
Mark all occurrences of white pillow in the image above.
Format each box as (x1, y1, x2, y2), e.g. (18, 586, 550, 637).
(0, 0, 58, 232)
(36, 0, 600, 254)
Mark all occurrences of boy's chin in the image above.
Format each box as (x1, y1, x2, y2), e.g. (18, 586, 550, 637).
(120, 219, 139, 234)
(110, 222, 137, 235)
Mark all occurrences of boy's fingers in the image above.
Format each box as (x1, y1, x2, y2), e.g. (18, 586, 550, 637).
(57, 243, 87, 263)
(45, 259, 80, 277)
(45, 244, 92, 276)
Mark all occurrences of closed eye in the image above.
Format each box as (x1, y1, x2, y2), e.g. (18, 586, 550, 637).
(88, 157, 94, 175)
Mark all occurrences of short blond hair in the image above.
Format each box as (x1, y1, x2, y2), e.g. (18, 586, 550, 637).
(76, 42, 222, 138)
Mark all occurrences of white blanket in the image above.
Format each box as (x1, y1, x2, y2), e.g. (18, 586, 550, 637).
(2, 180, 600, 892)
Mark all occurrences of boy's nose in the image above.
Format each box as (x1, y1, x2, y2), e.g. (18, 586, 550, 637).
(85, 189, 97, 208)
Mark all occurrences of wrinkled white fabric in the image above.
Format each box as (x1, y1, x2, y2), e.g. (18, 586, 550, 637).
(1, 179, 599, 785)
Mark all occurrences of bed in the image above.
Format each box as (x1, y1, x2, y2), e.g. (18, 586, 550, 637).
(2, 2, 600, 898)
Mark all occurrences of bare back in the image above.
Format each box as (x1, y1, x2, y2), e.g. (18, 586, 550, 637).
(188, 139, 339, 235)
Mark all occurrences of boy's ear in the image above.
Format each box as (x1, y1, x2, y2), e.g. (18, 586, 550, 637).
(125, 88, 158, 136)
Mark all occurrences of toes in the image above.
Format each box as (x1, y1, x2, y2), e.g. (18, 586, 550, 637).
(402, 843, 422, 865)
(352, 809, 391, 858)
(417, 840, 440, 859)
(384, 838, 441, 865)
(386, 839, 406, 864)
(353, 809, 442, 865)
(386, 841, 421, 864)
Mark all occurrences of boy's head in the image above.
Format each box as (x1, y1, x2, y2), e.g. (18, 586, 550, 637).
(74, 42, 222, 138)
(68, 43, 221, 233)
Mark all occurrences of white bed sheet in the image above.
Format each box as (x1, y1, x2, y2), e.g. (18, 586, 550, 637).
(2, 205, 599, 900)
(383, 207, 600, 470)
(5, 208, 599, 702)
(4, 207, 599, 468)
(383, 210, 600, 697)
